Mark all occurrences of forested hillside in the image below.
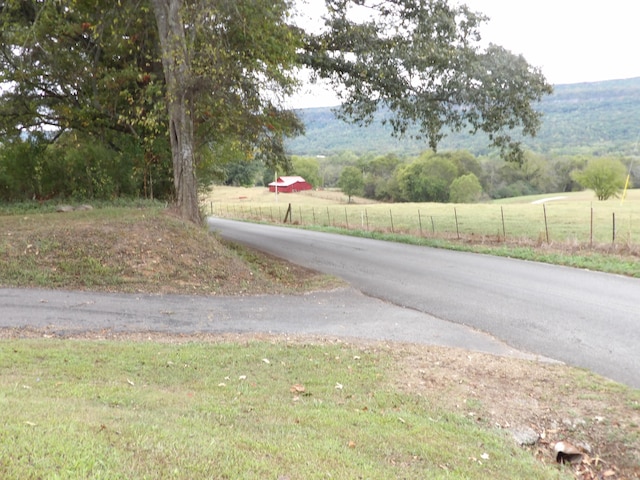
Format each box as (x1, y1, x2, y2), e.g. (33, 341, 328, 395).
(287, 77, 640, 158)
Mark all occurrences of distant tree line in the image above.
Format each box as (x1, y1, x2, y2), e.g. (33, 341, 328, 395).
(244, 149, 633, 203)
(1, 137, 631, 204)
(0, 132, 175, 202)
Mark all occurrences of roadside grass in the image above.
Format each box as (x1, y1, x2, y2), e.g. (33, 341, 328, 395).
(206, 187, 640, 277)
(0, 338, 572, 480)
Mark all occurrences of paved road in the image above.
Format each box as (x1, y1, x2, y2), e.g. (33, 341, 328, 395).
(0, 286, 534, 359)
(208, 218, 640, 389)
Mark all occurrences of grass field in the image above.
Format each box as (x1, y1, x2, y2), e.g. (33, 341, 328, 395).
(204, 187, 640, 246)
(0, 337, 579, 480)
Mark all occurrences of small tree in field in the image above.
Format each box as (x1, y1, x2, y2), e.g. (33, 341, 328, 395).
(571, 158, 628, 200)
(338, 166, 364, 203)
(449, 173, 483, 203)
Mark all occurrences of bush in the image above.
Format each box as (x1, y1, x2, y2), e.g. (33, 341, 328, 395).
(449, 173, 483, 203)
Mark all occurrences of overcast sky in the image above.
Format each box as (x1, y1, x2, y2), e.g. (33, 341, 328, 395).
(290, 0, 640, 108)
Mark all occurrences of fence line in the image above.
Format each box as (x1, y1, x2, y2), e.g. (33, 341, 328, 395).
(209, 202, 638, 247)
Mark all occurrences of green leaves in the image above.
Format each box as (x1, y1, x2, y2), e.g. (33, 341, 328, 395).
(571, 157, 628, 201)
(302, 0, 552, 163)
(338, 165, 365, 202)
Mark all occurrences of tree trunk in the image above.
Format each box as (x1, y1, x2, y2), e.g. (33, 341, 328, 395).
(150, 0, 201, 223)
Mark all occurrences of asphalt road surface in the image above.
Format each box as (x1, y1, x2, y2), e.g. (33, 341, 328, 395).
(0, 286, 536, 359)
(208, 218, 640, 389)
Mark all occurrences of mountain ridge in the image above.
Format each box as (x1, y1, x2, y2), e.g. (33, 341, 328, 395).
(287, 77, 640, 157)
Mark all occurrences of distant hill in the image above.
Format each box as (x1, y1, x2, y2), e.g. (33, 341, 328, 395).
(286, 77, 640, 158)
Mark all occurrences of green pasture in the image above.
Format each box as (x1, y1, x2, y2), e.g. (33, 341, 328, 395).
(205, 187, 640, 246)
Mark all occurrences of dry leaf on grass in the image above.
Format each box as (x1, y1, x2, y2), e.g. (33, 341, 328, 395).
(290, 384, 305, 394)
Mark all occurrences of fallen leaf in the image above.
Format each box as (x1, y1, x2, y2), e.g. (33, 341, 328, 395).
(262, 358, 270, 364)
(348, 441, 356, 449)
(290, 384, 305, 393)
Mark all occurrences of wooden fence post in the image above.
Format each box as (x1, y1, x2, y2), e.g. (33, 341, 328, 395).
(590, 205, 593, 247)
(283, 203, 292, 223)
(543, 204, 549, 243)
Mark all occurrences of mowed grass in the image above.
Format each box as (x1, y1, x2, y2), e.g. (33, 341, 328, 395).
(0, 338, 570, 480)
(205, 187, 640, 277)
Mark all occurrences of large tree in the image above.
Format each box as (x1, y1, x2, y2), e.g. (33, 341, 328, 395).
(0, 0, 303, 221)
(1, 0, 552, 223)
(150, 0, 306, 221)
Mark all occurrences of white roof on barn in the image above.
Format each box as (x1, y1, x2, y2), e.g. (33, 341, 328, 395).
(268, 176, 307, 187)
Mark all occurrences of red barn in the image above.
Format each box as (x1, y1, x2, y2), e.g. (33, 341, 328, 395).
(268, 176, 312, 193)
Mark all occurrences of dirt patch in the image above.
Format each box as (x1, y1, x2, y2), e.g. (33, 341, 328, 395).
(390, 343, 640, 480)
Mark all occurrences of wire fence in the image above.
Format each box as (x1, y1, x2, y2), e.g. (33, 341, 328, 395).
(208, 201, 640, 248)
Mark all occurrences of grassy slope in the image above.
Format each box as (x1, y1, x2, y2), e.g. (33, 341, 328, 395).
(0, 205, 340, 294)
(0, 338, 578, 480)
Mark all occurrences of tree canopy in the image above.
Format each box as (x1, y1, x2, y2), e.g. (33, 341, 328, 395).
(302, 0, 552, 163)
(338, 165, 364, 202)
(0, 0, 552, 222)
